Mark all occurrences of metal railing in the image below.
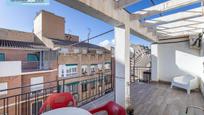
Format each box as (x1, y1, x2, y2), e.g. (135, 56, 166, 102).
(22, 61, 40, 71)
(22, 61, 56, 72)
(0, 72, 114, 115)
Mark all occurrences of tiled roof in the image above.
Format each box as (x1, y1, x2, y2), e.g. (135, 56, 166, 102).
(0, 39, 48, 50)
(49, 38, 106, 50)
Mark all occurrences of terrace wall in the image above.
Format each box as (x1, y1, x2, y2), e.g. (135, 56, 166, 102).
(151, 41, 203, 82)
(0, 49, 37, 61)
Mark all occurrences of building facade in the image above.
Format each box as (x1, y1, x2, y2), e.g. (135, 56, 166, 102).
(0, 10, 112, 115)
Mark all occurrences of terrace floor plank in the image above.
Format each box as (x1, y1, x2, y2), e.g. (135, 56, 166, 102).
(130, 82, 204, 115)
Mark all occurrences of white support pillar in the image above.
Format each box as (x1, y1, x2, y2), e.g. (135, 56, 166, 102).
(39, 51, 43, 70)
(151, 44, 159, 81)
(114, 25, 130, 108)
(200, 34, 204, 56)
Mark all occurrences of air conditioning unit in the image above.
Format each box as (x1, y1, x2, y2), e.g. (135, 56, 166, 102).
(189, 33, 202, 49)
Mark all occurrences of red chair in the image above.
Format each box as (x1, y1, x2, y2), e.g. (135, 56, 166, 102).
(39, 92, 76, 114)
(89, 101, 126, 115)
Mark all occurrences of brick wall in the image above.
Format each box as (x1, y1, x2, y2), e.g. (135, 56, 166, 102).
(0, 75, 22, 97)
(21, 70, 58, 94)
(0, 49, 37, 61)
(0, 75, 22, 115)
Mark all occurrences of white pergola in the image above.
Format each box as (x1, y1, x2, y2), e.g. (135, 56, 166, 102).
(56, 0, 204, 108)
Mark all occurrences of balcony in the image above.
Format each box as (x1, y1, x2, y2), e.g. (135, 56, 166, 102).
(22, 61, 40, 72)
(0, 60, 56, 77)
(0, 73, 113, 115)
(22, 61, 56, 73)
(1, 62, 204, 115)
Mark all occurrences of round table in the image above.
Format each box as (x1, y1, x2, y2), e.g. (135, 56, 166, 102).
(42, 107, 92, 115)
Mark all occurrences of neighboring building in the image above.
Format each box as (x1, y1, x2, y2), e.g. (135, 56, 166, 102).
(0, 29, 58, 115)
(0, 10, 112, 115)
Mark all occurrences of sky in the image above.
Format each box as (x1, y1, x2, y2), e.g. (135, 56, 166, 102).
(0, 0, 151, 47)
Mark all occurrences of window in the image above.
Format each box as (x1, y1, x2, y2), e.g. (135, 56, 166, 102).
(30, 77, 43, 94)
(66, 64, 78, 76)
(0, 82, 7, 95)
(0, 53, 5, 61)
(90, 81, 96, 89)
(81, 65, 88, 74)
(59, 64, 78, 77)
(31, 100, 42, 115)
(105, 76, 111, 85)
(72, 68, 76, 73)
(63, 82, 79, 93)
(104, 62, 111, 70)
(98, 77, 103, 87)
(98, 64, 103, 71)
(61, 69, 64, 77)
(72, 84, 78, 93)
(27, 54, 39, 62)
(90, 64, 97, 73)
(81, 83, 87, 92)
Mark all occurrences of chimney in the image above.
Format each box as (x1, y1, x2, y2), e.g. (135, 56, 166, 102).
(33, 10, 65, 40)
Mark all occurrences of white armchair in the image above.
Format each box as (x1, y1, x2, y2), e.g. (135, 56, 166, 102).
(171, 75, 199, 94)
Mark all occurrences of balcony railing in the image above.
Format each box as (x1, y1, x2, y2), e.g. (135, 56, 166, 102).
(22, 61, 56, 72)
(0, 72, 114, 115)
(22, 61, 40, 71)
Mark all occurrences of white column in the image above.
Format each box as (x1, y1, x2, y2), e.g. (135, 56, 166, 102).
(114, 25, 130, 108)
(39, 51, 42, 70)
(200, 35, 204, 56)
(151, 44, 159, 81)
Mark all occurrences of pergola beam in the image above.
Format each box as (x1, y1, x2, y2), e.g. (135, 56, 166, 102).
(115, 0, 141, 9)
(157, 28, 203, 34)
(156, 21, 202, 31)
(147, 15, 201, 27)
(150, 16, 204, 32)
(130, 0, 200, 20)
(157, 28, 203, 37)
(143, 7, 203, 27)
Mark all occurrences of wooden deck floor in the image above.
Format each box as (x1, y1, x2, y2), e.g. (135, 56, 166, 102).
(130, 82, 204, 115)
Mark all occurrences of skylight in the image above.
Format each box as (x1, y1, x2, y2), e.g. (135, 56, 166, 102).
(125, 0, 169, 13)
(125, 0, 201, 20)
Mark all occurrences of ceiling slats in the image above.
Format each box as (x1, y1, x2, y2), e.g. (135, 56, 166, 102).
(130, 0, 200, 20)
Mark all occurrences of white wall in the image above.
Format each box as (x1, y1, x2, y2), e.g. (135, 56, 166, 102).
(151, 41, 203, 82)
(151, 44, 159, 81)
(0, 61, 21, 77)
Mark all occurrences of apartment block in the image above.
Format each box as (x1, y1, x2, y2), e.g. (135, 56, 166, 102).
(0, 10, 112, 115)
